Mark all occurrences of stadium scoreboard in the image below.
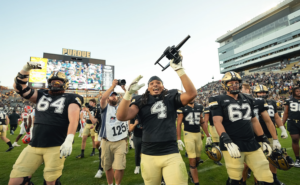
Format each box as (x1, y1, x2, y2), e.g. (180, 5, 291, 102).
(28, 49, 114, 91)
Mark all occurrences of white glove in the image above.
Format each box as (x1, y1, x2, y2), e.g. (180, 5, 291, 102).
(170, 51, 185, 77)
(224, 143, 241, 158)
(123, 75, 145, 100)
(279, 126, 288, 139)
(60, 134, 74, 158)
(273, 139, 281, 150)
(262, 142, 272, 156)
(177, 140, 185, 151)
(22, 61, 45, 72)
(206, 137, 212, 145)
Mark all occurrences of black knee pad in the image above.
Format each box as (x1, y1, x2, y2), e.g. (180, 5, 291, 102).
(20, 177, 32, 185)
(226, 177, 241, 185)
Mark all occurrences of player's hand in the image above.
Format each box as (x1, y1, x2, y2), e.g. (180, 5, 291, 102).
(279, 126, 288, 139)
(23, 61, 45, 72)
(206, 137, 212, 145)
(128, 75, 145, 94)
(177, 140, 185, 151)
(272, 139, 281, 150)
(221, 132, 241, 158)
(170, 51, 183, 71)
(60, 134, 74, 158)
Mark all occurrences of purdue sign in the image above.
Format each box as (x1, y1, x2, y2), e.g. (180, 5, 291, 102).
(62, 48, 91, 58)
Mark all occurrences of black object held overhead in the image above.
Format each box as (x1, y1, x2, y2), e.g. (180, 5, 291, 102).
(154, 35, 191, 71)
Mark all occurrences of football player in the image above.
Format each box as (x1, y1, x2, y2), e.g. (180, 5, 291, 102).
(76, 99, 100, 158)
(9, 62, 83, 185)
(241, 85, 287, 185)
(209, 71, 274, 185)
(203, 103, 223, 166)
(176, 98, 205, 185)
(0, 106, 14, 152)
(12, 106, 32, 147)
(117, 51, 197, 185)
(282, 86, 300, 167)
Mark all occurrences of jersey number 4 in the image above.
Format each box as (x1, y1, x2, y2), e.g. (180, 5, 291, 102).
(151, 100, 167, 119)
(37, 96, 66, 114)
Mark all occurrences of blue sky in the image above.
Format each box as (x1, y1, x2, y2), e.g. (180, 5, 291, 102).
(0, 0, 281, 92)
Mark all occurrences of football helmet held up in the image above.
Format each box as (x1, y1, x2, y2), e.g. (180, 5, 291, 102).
(221, 71, 242, 94)
(48, 72, 69, 91)
(205, 144, 223, 162)
(267, 148, 294, 170)
(253, 85, 269, 99)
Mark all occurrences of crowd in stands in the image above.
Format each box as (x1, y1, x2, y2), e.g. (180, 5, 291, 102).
(196, 70, 300, 111)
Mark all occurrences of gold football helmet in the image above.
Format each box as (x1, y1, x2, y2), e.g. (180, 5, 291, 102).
(221, 71, 242, 94)
(267, 148, 294, 171)
(253, 85, 268, 99)
(48, 71, 69, 91)
(205, 144, 223, 162)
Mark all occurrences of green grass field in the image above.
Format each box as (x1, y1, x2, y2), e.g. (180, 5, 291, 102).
(0, 126, 299, 185)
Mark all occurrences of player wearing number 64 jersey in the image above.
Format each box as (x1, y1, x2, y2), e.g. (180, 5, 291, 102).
(209, 71, 274, 185)
(9, 66, 83, 185)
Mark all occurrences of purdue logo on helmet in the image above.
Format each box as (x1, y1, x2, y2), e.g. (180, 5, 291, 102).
(48, 72, 69, 91)
(221, 71, 242, 94)
(205, 144, 223, 162)
(267, 148, 294, 171)
(253, 85, 268, 99)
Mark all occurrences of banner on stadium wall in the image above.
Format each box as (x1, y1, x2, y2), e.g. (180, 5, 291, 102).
(28, 57, 48, 88)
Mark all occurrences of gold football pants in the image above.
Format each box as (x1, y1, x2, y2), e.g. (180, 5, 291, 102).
(183, 131, 202, 158)
(223, 149, 273, 183)
(82, 123, 95, 137)
(141, 153, 188, 185)
(10, 145, 65, 182)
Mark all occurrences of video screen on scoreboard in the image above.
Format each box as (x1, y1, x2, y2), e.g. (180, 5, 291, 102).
(46, 59, 112, 90)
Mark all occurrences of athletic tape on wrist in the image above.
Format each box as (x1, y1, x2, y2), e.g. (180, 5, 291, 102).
(176, 69, 186, 77)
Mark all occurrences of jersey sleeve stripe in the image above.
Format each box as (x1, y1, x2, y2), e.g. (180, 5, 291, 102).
(209, 101, 218, 107)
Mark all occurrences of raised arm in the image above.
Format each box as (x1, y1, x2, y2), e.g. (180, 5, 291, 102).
(100, 79, 118, 110)
(13, 62, 44, 103)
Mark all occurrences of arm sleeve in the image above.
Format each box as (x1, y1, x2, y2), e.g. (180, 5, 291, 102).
(260, 99, 269, 113)
(209, 96, 223, 117)
(204, 107, 210, 114)
(177, 107, 183, 114)
(283, 99, 289, 105)
(169, 89, 183, 110)
(273, 101, 278, 113)
(69, 95, 83, 108)
(130, 95, 142, 109)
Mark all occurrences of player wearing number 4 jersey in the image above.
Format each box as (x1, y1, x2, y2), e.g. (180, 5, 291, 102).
(9, 63, 83, 185)
(117, 51, 197, 185)
(177, 99, 207, 184)
(282, 86, 300, 168)
(209, 71, 273, 185)
(98, 80, 128, 185)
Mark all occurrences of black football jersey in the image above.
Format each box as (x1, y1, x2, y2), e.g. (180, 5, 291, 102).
(284, 98, 300, 120)
(130, 89, 183, 143)
(253, 98, 271, 138)
(86, 106, 100, 124)
(0, 111, 6, 125)
(209, 93, 260, 152)
(30, 89, 83, 147)
(177, 104, 203, 133)
(204, 107, 214, 126)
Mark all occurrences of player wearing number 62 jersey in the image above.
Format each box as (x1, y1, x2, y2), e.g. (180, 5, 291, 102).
(282, 86, 300, 167)
(176, 99, 205, 184)
(209, 71, 273, 185)
(9, 68, 83, 185)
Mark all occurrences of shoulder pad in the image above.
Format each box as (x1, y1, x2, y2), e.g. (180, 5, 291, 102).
(208, 95, 219, 109)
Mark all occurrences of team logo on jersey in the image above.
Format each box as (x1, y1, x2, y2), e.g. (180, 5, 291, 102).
(75, 97, 82, 105)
